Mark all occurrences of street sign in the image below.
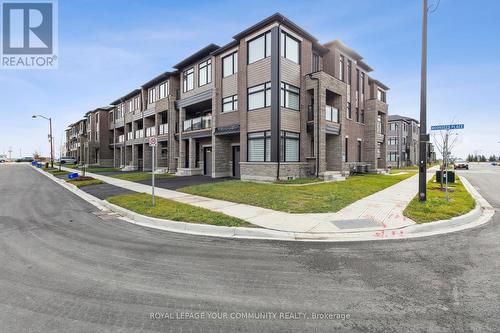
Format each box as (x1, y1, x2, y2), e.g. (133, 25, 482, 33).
(149, 137, 158, 147)
(431, 124, 464, 131)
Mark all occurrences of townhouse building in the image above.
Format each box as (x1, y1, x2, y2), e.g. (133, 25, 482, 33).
(386, 115, 419, 168)
(67, 13, 390, 181)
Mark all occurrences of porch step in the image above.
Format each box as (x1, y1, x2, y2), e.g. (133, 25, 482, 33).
(322, 171, 346, 182)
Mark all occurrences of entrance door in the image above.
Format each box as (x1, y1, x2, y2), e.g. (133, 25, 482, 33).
(204, 147, 212, 176)
(232, 146, 240, 178)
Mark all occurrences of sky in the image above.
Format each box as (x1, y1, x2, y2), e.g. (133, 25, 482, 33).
(1, 0, 499, 159)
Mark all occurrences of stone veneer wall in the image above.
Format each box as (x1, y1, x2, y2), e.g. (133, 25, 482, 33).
(240, 162, 311, 181)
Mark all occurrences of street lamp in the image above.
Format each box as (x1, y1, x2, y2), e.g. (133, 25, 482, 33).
(32, 114, 54, 168)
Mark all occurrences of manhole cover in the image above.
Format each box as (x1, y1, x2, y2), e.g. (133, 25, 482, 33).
(332, 219, 379, 229)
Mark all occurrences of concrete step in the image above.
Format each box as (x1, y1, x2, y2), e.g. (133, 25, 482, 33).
(322, 171, 346, 182)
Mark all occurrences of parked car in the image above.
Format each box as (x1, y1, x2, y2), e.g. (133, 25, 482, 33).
(15, 157, 34, 163)
(59, 156, 77, 164)
(0, 155, 7, 163)
(454, 160, 469, 170)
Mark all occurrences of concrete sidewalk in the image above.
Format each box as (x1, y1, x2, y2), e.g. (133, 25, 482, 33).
(61, 166, 435, 234)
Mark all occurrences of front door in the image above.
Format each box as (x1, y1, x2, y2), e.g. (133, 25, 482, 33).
(232, 146, 240, 178)
(204, 147, 212, 176)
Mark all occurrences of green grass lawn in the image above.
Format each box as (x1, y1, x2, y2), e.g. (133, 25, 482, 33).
(107, 193, 250, 227)
(66, 176, 104, 188)
(179, 173, 416, 213)
(48, 170, 70, 176)
(389, 167, 418, 174)
(403, 176, 476, 223)
(274, 178, 325, 185)
(109, 172, 175, 182)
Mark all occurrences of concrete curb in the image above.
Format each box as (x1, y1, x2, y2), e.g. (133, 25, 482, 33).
(35, 166, 494, 242)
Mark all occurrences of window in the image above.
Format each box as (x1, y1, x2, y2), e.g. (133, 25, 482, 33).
(377, 89, 386, 102)
(280, 31, 300, 63)
(248, 82, 271, 110)
(247, 131, 271, 162)
(388, 152, 398, 162)
(182, 67, 194, 92)
(198, 59, 212, 86)
(360, 109, 365, 124)
(159, 81, 169, 99)
(356, 69, 360, 91)
(248, 31, 271, 64)
(280, 131, 300, 162)
(148, 88, 156, 104)
(389, 123, 398, 131)
(356, 107, 360, 122)
(312, 53, 320, 72)
(134, 96, 140, 110)
(280, 83, 300, 110)
(377, 115, 383, 133)
(325, 105, 339, 122)
(346, 102, 352, 119)
(339, 55, 345, 81)
(347, 60, 352, 85)
(389, 137, 398, 146)
(222, 52, 238, 77)
(361, 72, 365, 95)
(128, 100, 133, 112)
(402, 137, 407, 145)
(222, 95, 238, 112)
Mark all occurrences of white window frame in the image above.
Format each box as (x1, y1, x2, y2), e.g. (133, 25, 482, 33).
(222, 52, 238, 77)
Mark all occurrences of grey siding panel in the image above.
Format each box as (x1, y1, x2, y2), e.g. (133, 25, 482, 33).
(247, 57, 271, 87)
(222, 74, 238, 97)
(281, 58, 301, 87)
(247, 108, 271, 132)
(177, 89, 213, 108)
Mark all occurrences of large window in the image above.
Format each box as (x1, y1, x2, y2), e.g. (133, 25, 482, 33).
(248, 31, 271, 64)
(377, 89, 386, 102)
(377, 115, 383, 133)
(247, 131, 271, 162)
(222, 52, 238, 77)
(388, 137, 398, 146)
(339, 55, 345, 81)
(388, 152, 398, 162)
(347, 60, 352, 85)
(159, 81, 169, 99)
(280, 31, 300, 63)
(248, 82, 271, 110)
(389, 123, 398, 131)
(280, 83, 300, 110)
(325, 105, 339, 122)
(182, 67, 194, 92)
(345, 138, 349, 162)
(134, 96, 140, 110)
(198, 59, 212, 86)
(361, 72, 365, 95)
(222, 95, 238, 112)
(148, 88, 156, 104)
(312, 53, 320, 72)
(280, 131, 300, 162)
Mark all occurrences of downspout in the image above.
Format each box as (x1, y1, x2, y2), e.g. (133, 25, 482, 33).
(276, 18, 285, 181)
(308, 73, 320, 178)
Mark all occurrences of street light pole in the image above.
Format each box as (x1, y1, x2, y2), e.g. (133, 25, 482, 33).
(32, 114, 54, 168)
(418, 0, 429, 202)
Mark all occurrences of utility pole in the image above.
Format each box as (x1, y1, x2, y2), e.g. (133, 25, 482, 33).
(32, 115, 54, 168)
(418, 0, 429, 201)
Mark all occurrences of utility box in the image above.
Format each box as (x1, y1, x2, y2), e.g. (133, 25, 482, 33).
(436, 170, 455, 183)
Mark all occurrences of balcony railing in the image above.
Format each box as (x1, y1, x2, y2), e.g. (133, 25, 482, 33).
(183, 115, 212, 132)
(146, 126, 156, 137)
(135, 129, 144, 139)
(118, 134, 125, 143)
(158, 123, 168, 135)
(127, 132, 134, 140)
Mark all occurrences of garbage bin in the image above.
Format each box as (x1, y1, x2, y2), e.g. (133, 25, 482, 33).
(45, 162, 49, 169)
(436, 170, 455, 183)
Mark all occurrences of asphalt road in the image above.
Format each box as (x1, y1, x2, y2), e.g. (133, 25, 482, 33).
(0, 163, 499, 332)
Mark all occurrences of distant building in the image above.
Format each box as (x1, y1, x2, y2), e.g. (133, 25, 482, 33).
(387, 115, 419, 167)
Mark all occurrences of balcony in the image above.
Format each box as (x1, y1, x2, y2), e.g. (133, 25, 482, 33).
(158, 123, 168, 135)
(183, 115, 212, 132)
(135, 129, 144, 139)
(145, 126, 156, 137)
(127, 132, 134, 141)
(118, 134, 125, 143)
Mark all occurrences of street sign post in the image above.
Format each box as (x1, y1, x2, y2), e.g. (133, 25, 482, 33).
(149, 137, 158, 206)
(430, 123, 464, 201)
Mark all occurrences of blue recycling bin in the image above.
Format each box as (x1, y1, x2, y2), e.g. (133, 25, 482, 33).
(67, 173, 79, 179)
(31, 161, 37, 166)
(37, 163, 42, 168)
